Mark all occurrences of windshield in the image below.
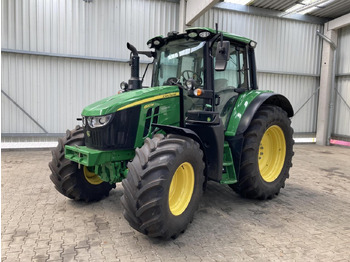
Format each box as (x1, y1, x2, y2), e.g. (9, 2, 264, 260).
(152, 39, 205, 87)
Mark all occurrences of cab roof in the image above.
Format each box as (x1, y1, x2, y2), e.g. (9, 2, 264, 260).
(147, 27, 255, 49)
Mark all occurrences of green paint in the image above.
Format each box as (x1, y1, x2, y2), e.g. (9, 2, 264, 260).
(65, 146, 133, 184)
(66, 86, 181, 183)
(82, 86, 179, 116)
(225, 90, 273, 137)
(133, 96, 180, 148)
(95, 161, 128, 184)
(220, 142, 237, 184)
(65, 146, 135, 166)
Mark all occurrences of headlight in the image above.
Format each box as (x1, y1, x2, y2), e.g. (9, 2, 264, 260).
(199, 31, 211, 38)
(82, 116, 86, 126)
(188, 32, 198, 38)
(86, 114, 113, 128)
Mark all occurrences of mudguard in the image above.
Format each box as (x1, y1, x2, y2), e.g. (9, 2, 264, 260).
(152, 123, 225, 187)
(226, 91, 294, 137)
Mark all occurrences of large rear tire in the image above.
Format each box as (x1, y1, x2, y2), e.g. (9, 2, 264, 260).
(230, 105, 294, 199)
(121, 134, 205, 239)
(49, 126, 114, 202)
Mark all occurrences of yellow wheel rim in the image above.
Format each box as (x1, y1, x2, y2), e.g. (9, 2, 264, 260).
(83, 166, 104, 185)
(258, 125, 286, 182)
(168, 162, 195, 216)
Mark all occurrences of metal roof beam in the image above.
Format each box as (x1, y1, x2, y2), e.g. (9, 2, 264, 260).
(214, 2, 330, 24)
(328, 12, 350, 30)
(186, 0, 220, 25)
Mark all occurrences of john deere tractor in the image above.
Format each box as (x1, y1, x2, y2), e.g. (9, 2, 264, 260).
(49, 27, 294, 239)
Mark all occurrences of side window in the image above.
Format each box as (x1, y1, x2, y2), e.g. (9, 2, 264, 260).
(214, 45, 247, 91)
(157, 52, 178, 85)
(213, 44, 248, 126)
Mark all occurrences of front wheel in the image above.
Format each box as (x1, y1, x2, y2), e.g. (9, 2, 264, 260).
(49, 126, 115, 202)
(121, 134, 205, 239)
(230, 105, 294, 199)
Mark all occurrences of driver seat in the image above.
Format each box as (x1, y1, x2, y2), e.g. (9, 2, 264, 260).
(214, 78, 228, 93)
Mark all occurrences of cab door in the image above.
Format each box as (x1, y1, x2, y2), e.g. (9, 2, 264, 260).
(214, 44, 248, 127)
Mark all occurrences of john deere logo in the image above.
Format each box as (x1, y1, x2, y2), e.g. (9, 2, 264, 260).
(87, 131, 91, 137)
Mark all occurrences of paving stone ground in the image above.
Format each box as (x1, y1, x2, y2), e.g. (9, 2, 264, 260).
(1, 144, 350, 261)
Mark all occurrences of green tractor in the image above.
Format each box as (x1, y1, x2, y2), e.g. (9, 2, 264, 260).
(49, 27, 294, 239)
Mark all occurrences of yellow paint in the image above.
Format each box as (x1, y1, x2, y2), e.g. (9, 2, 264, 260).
(117, 92, 179, 111)
(168, 162, 195, 216)
(83, 166, 104, 185)
(144, 103, 154, 109)
(258, 125, 286, 182)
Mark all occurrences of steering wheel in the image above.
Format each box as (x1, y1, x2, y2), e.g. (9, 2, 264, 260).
(181, 70, 203, 86)
(165, 77, 180, 85)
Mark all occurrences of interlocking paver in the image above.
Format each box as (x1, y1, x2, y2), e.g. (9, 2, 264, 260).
(2, 144, 350, 261)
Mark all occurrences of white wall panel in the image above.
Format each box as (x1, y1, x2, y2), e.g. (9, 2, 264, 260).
(333, 26, 350, 138)
(337, 26, 350, 75)
(258, 73, 318, 133)
(194, 8, 323, 75)
(1, 0, 179, 59)
(1, 0, 174, 138)
(1, 53, 153, 134)
(334, 76, 350, 137)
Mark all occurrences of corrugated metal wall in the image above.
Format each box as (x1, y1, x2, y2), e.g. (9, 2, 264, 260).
(334, 25, 350, 138)
(1, 0, 178, 58)
(1, 0, 178, 140)
(1, 53, 152, 133)
(258, 73, 318, 133)
(194, 7, 323, 133)
(2, 0, 325, 143)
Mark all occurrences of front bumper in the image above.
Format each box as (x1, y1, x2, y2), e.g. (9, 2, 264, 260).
(65, 145, 135, 166)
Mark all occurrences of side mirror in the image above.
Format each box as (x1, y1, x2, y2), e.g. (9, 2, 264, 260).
(215, 41, 230, 71)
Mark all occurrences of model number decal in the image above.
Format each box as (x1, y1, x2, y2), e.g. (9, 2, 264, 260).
(117, 92, 179, 111)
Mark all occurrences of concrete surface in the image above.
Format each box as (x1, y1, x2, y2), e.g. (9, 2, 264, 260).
(1, 144, 350, 262)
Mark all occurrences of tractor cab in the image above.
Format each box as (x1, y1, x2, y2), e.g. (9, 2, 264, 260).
(147, 28, 258, 129)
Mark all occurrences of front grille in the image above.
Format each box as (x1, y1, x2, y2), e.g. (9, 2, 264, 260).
(84, 106, 141, 150)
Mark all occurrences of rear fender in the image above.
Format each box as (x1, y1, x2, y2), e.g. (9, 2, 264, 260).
(226, 92, 294, 137)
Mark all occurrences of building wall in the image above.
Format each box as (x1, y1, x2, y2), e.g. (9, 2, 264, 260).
(1, 0, 177, 139)
(2, 0, 326, 144)
(334, 25, 350, 138)
(1, 0, 179, 58)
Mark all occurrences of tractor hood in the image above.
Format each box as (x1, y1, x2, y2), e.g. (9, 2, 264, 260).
(82, 86, 180, 116)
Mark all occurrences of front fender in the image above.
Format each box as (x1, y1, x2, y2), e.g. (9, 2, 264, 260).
(226, 91, 294, 136)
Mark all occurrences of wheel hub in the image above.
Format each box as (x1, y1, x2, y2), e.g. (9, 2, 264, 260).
(168, 162, 195, 216)
(258, 125, 286, 182)
(83, 166, 104, 185)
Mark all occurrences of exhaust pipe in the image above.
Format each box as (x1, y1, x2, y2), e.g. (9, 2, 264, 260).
(127, 42, 142, 90)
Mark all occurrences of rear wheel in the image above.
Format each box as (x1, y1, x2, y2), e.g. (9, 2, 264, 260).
(230, 105, 294, 199)
(121, 134, 205, 239)
(49, 126, 114, 202)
